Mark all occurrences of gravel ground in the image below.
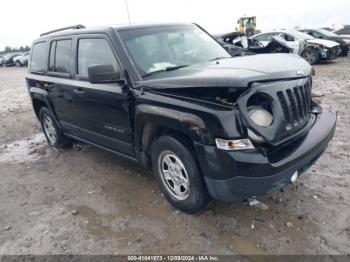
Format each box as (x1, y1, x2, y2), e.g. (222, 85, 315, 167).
(0, 58, 349, 255)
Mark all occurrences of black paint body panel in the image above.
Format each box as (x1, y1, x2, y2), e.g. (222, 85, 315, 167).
(26, 23, 336, 202)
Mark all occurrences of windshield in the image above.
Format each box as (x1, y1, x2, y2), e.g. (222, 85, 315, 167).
(317, 28, 338, 37)
(287, 30, 315, 40)
(119, 25, 231, 77)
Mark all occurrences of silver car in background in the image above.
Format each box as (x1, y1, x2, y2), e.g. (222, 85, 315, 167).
(252, 30, 341, 64)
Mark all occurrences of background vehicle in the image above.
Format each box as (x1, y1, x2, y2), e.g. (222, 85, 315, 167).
(13, 51, 30, 67)
(217, 33, 293, 55)
(0, 52, 22, 67)
(215, 34, 255, 56)
(27, 24, 336, 214)
(332, 25, 350, 35)
(299, 28, 349, 55)
(253, 30, 340, 64)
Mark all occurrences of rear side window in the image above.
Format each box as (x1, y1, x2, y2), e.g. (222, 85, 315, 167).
(30, 42, 46, 72)
(77, 38, 119, 77)
(49, 39, 72, 74)
(49, 41, 56, 72)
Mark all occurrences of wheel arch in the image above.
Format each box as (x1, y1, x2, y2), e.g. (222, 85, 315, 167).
(135, 104, 206, 169)
(29, 87, 60, 125)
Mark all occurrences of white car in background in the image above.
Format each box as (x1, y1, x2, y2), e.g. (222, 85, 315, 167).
(13, 51, 30, 67)
(252, 30, 341, 64)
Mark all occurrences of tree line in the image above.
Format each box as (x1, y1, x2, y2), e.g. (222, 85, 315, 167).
(0, 45, 31, 55)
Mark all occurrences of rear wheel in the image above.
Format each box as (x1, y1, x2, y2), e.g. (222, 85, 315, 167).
(39, 107, 71, 148)
(151, 135, 211, 214)
(302, 48, 320, 65)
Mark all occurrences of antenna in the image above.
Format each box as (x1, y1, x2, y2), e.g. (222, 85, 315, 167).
(125, 0, 131, 25)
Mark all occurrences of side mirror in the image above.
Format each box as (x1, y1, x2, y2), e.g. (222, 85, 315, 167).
(88, 64, 124, 84)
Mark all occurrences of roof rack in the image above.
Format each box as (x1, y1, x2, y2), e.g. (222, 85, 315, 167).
(40, 24, 86, 37)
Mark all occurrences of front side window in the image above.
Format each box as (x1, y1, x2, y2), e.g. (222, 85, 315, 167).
(255, 34, 273, 42)
(77, 38, 119, 77)
(119, 25, 230, 77)
(280, 33, 295, 41)
(317, 28, 338, 37)
(30, 42, 46, 72)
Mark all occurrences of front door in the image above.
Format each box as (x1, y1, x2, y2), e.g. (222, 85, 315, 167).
(69, 35, 134, 157)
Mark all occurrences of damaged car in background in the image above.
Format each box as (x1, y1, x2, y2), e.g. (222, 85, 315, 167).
(299, 28, 350, 56)
(253, 30, 341, 64)
(27, 23, 336, 214)
(216, 32, 293, 56)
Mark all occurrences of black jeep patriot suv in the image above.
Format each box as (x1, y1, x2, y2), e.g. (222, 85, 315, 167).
(27, 23, 336, 214)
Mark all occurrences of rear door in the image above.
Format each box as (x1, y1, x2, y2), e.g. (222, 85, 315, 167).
(69, 34, 135, 157)
(46, 37, 78, 127)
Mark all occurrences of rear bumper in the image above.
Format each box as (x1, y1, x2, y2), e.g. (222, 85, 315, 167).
(195, 111, 336, 202)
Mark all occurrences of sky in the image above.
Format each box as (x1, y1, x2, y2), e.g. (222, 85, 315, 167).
(0, 0, 349, 51)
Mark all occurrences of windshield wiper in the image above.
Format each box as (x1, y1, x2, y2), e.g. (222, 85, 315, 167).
(209, 56, 231, 61)
(142, 65, 189, 77)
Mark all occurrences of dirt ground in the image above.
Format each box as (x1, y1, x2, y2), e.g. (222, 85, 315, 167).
(0, 58, 349, 256)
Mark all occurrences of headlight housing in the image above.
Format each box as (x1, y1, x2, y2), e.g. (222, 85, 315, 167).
(248, 106, 273, 127)
(215, 138, 255, 151)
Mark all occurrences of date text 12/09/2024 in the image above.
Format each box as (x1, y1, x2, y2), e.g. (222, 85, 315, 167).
(127, 255, 219, 261)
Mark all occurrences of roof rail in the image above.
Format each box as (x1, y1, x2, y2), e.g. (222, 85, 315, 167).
(40, 24, 86, 37)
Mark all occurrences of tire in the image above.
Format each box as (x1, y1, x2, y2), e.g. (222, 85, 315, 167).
(301, 48, 320, 65)
(151, 135, 211, 214)
(15, 61, 21, 67)
(39, 107, 71, 148)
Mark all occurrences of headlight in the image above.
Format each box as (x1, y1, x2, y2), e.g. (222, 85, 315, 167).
(215, 138, 255, 151)
(248, 107, 273, 127)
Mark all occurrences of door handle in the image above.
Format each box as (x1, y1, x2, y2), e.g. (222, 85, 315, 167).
(42, 82, 54, 90)
(73, 89, 85, 96)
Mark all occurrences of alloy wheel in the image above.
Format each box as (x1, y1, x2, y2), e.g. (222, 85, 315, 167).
(43, 115, 57, 145)
(158, 151, 190, 200)
(303, 50, 317, 64)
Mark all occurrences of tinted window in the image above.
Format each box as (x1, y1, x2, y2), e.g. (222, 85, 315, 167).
(49, 41, 56, 72)
(30, 42, 46, 72)
(55, 40, 72, 73)
(78, 38, 118, 77)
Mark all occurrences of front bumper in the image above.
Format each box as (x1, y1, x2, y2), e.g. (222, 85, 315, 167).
(195, 111, 336, 202)
(321, 47, 338, 60)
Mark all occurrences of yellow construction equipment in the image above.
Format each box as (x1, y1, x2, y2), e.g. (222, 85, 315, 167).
(237, 16, 256, 36)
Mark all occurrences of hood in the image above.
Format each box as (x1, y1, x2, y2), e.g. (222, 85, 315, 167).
(306, 38, 340, 48)
(136, 54, 312, 89)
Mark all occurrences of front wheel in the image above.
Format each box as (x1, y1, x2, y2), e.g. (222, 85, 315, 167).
(301, 48, 320, 65)
(151, 135, 211, 214)
(15, 61, 21, 67)
(39, 107, 71, 148)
